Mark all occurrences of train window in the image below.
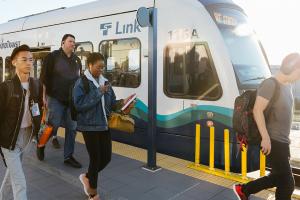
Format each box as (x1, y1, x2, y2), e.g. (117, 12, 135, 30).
(0, 57, 3, 83)
(99, 38, 141, 88)
(164, 43, 222, 100)
(5, 57, 15, 80)
(75, 42, 93, 71)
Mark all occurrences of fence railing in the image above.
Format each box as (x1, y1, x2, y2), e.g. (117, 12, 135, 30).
(188, 124, 266, 183)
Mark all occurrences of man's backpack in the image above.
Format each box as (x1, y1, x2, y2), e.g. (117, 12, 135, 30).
(232, 77, 280, 146)
(70, 75, 90, 121)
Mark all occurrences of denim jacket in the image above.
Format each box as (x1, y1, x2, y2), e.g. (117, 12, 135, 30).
(73, 76, 120, 132)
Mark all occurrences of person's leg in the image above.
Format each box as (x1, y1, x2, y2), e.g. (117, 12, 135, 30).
(63, 107, 77, 160)
(46, 96, 65, 142)
(51, 129, 60, 149)
(0, 169, 12, 200)
(273, 142, 295, 199)
(97, 130, 112, 172)
(37, 96, 65, 160)
(82, 132, 100, 194)
(1, 147, 27, 200)
(242, 140, 294, 198)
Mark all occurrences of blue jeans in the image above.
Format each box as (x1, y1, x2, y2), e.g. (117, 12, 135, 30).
(0, 127, 32, 200)
(47, 96, 77, 159)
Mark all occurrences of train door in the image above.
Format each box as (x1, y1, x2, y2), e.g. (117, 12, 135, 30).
(4, 56, 14, 80)
(30, 47, 51, 79)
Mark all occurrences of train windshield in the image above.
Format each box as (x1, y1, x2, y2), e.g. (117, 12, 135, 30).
(210, 7, 271, 87)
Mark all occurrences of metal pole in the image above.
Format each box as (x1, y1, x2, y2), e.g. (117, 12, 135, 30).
(145, 7, 159, 171)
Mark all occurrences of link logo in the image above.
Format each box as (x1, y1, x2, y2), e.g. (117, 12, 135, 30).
(100, 23, 113, 36)
(100, 20, 141, 36)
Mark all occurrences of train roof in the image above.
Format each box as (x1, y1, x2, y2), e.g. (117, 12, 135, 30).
(0, 0, 153, 35)
(0, 0, 244, 35)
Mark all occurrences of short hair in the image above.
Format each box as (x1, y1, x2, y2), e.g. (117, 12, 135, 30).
(61, 34, 75, 42)
(11, 44, 31, 60)
(87, 52, 105, 65)
(280, 53, 300, 75)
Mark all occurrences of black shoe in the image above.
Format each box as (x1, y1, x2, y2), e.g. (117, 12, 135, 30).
(64, 156, 82, 168)
(37, 146, 45, 161)
(52, 137, 60, 149)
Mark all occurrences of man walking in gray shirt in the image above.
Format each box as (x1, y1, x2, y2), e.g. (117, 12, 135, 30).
(233, 53, 300, 200)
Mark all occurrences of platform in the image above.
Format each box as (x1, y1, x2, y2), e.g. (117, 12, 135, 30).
(0, 130, 279, 200)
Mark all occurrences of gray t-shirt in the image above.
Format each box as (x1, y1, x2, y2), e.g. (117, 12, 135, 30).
(257, 78, 293, 144)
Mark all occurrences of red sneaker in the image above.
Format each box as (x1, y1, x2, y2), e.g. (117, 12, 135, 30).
(233, 184, 248, 200)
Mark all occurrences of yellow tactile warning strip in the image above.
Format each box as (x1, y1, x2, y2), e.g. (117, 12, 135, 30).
(57, 129, 299, 199)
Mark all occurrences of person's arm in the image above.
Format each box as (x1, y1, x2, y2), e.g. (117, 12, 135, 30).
(253, 96, 271, 155)
(108, 87, 124, 112)
(253, 79, 276, 155)
(40, 53, 54, 106)
(73, 79, 104, 112)
(0, 83, 7, 124)
(42, 84, 47, 108)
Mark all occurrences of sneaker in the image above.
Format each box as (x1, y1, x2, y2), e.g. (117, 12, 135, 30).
(36, 146, 45, 161)
(79, 174, 89, 196)
(88, 194, 100, 200)
(64, 156, 82, 168)
(52, 137, 60, 149)
(233, 184, 248, 200)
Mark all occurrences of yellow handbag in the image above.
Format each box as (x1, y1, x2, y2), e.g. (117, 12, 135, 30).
(108, 112, 135, 133)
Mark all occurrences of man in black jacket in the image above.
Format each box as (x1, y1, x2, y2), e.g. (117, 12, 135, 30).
(39, 34, 82, 168)
(0, 45, 42, 200)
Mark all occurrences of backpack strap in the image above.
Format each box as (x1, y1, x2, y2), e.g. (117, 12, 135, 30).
(264, 77, 280, 117)
(268, 77, 280, 106)
(81, 75, 90, 94)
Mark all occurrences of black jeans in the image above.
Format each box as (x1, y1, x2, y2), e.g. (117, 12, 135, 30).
(82, 130, 112, 189)
(243, 140, 295, 200)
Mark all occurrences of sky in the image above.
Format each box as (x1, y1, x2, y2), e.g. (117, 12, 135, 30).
(0, 0, 299, 65)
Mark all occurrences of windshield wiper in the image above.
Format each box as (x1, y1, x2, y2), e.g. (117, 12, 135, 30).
(242, 76, 266, 82)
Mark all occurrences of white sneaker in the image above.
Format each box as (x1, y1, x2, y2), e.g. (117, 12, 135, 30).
(79, 174, 89, 196)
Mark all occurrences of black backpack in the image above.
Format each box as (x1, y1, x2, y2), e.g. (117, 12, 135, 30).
(70, 75, 90, 121)
(232, 78, 280, 146)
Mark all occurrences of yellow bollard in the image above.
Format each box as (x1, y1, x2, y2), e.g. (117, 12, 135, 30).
(241, 144, 247, 179)
(195, 124, 201, 166)
(260, 150, 266, 177)
(209, 126, 215, 170)
(224, 129, 230, 174)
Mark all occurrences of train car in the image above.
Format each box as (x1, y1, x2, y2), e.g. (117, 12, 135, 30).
(0, 0, 271, 171)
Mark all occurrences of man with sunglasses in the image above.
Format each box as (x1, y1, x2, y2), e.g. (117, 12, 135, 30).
(39, 34, 82, 168)
(0, 45, 42, 200)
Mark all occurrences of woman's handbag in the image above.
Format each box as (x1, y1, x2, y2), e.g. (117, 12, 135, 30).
(108, 112, 135, 133)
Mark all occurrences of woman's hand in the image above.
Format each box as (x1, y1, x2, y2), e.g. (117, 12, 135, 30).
(99, 85, 109, 93)
(122, 99, 136, 114)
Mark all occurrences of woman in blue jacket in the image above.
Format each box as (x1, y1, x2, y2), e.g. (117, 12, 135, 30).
(73, 52, 124, 200)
